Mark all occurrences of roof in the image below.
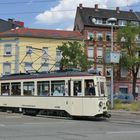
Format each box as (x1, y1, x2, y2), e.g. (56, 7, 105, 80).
(0, 18, 23, 32)
(135, 12, 140, 20)
(0, 28, 83, 40)
(0, 71, 94, 81)
(76, 6, 139, 26)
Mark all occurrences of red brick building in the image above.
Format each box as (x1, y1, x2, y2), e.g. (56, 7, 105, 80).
(74, 4, 140, 99)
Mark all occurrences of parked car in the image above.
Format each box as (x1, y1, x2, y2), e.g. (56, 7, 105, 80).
(108, 94, 134, 103)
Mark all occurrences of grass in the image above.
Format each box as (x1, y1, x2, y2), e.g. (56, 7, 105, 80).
(113, 100, 140, 111)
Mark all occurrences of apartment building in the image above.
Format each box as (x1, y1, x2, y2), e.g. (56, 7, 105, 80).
(0, 28, 83, 75)
(74, 4, 140, 97)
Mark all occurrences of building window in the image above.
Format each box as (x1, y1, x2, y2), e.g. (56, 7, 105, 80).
(3, 62, 11, 75)
(96, 18, 103, 24)
(42, 47, 48, 62)
(26, 46, 32, 55)
(24, 62, 32, 72)
(96, 65, 103, 75)
(120, 67, 128, 77)
(56, 48, 61, 62)
(119, 86, 128, 94)
(135, 34, 140, 43)
(97, 32, 103, 41)
(87, 47, 94, 58)
(97, 47, 103, 58)
(41, 63, 48, 72)
(106, 67, 111, 77)
(87, 32, 94, 41)
(55, 62, 60, 70)
(131, 21, 139, 26)
(137, 68, 140, 78)
(118, 20, 127, 26)
(4, 44, 12, 56)
(106, 32, 111, 41)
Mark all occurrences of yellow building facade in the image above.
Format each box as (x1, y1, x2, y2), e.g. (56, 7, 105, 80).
(0, 28, 83, 75)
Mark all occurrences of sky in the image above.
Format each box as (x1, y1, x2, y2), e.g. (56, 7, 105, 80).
(0, 0, 140, 30)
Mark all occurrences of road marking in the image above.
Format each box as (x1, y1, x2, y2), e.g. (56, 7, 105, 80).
(107, 130, 140, 134)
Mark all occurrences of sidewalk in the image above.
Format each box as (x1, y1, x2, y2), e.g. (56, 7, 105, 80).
(109, 110, 140, 116)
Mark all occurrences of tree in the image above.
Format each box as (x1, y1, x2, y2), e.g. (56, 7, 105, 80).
(117, 24, 140, 99)
(57, 41, 92, 71)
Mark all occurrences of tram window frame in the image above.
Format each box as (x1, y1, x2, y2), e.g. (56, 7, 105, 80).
(1, 83, 10, 96)
(11, 82, 21, 96)
(97, 81, 106, 96)
(100, 82, 105, 95)
(85, 80, 96, 96)
(51, 80, 65, 96)
(73, 80, 82, 96)
(23, 82, 34, 96)
(37, 81, 50, 96)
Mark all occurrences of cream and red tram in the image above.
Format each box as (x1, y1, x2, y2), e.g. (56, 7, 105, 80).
(0, 71, 110, 118)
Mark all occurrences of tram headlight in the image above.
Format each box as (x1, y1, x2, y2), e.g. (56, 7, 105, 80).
(99, 101, 103, 108)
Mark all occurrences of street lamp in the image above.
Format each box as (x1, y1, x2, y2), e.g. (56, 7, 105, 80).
(107, 17, 117, 109)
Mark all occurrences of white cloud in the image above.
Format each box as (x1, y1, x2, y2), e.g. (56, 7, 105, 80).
(35, 0, 139, 30)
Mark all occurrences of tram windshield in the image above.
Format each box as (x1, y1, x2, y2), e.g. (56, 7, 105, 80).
(84, 77, 107, 97)
(85, 80, 96, 96)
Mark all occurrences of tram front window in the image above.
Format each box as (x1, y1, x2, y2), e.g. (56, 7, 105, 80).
(23, 82, 34, 96)
(85, 80, 96, 96)
(97, 81, 106, 96)
(1, 83, 10, 96)
(100, 82, 105, 95)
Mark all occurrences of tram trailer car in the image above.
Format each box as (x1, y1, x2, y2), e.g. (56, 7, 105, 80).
(0, 71, 111, 118)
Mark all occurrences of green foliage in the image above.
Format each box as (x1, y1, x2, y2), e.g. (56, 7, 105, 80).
(117, 25, 140, 99)
(58, 41, 92, 71)
(114, 101, 140, 111)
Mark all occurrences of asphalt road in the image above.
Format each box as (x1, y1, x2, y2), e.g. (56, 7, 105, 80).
(0, 112, 140, 140)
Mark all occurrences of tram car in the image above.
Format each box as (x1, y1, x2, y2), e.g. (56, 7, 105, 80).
(0, 70, 111, 118)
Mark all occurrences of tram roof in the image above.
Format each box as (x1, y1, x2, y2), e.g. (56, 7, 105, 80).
(0, 71, 99, 81)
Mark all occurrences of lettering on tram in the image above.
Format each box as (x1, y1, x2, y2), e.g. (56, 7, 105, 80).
(0, 70, 111, 118)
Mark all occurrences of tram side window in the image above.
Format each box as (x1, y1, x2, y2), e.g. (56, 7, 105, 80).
(37, 81, 50, 96)
(51, 81, 65, 96)
(1, 83, 10, 96)
(11, 82, 21, 96)
(85, 80, 95, 96)
(73, 81, 82, 96)
(23, 82, 34, 96)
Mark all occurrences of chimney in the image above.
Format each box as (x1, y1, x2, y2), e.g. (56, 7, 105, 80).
(95, 4, 98, 11)
(116, 7, 120, 13)
(79, 3, 83, 9)
(8, 18, 15, 22)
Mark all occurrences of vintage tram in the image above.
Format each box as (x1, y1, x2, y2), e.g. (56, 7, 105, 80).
(0, 71, 111, 118)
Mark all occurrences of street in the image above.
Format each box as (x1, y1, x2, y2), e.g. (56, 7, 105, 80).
(0, 111, 140, 140)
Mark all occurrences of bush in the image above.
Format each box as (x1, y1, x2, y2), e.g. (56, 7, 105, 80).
(113, 101, 140, 111)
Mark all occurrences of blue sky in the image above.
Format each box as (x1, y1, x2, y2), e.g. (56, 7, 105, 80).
(0, 0, 140, 30)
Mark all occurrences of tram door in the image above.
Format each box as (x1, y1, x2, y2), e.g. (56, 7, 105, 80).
(71, 80, 83, 116)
